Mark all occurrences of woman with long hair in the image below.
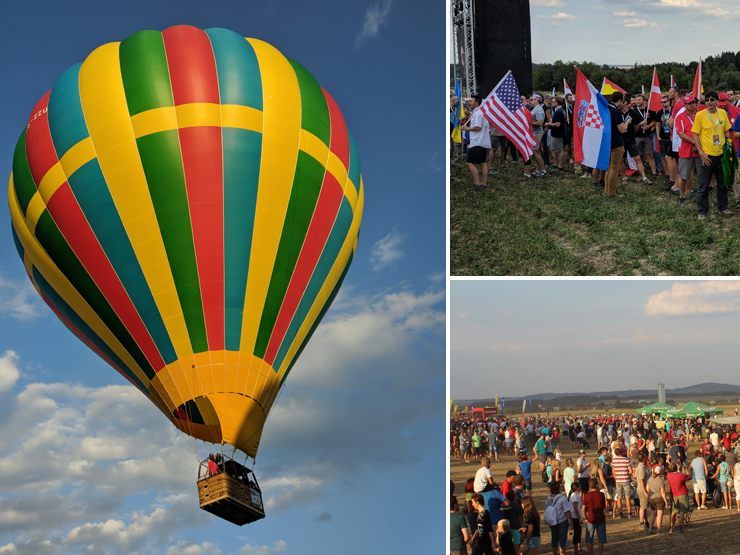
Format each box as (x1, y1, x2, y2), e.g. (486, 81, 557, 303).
(519, 496, 541, 555)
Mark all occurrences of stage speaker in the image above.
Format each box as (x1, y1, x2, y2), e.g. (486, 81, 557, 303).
(474, 0, 532, 96)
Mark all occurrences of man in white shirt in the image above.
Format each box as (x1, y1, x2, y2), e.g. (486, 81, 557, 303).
(462, 95, 491, 191)
(474, 457, 495, 493)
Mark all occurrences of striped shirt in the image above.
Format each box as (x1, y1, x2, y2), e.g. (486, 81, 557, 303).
(611, 455, 631, 483)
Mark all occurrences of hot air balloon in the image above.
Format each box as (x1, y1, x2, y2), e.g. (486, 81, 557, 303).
(8, 25, 363, 525)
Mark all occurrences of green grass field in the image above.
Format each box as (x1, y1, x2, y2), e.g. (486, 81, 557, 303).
(450, 159, 740, 276)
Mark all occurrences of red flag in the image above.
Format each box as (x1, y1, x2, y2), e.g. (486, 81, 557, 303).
(563, 78, 572, 96)
(692, 60, 702, 98)
(648, 67, 662, 111)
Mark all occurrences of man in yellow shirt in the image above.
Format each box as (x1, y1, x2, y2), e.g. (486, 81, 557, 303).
(692, 90, 732, 220)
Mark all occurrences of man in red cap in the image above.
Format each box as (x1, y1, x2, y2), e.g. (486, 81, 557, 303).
(675, 94, 701, 204)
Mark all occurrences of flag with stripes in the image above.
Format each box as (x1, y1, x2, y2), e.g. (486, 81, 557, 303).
(479, 70, 536, 160)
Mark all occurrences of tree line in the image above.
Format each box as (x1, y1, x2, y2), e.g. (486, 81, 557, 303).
(533, 51, 740, 95)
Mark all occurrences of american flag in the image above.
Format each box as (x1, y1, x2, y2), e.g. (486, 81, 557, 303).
(479, 71, 536, 160)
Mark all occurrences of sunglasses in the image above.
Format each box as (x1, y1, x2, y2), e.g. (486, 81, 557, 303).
(661, 100, 669, 103)
(706, 97, 717, 102)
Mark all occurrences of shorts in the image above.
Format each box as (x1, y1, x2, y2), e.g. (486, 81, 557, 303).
(693, 479, 707, 494)
(660, 139, 673, 157)
(585, 521, 607, 545)
(466, 146, 488, 164)
(490, 135, 506, 149)
(550, 137, 564, 151)
(636, 136, 654, 157)
(538, 453, 547, 463)
(678, 157, 701, 180)
(638, 490, 649, 508)
(526, 536, 541, 549)
(720, 480, 731, 494)
(649, 497, 666, 511)
(614, 482, 632, 500)
(735, 480, 740, 499)
(624, 138, 640, 158)
(511, 529, 521, 545)
(524, 478, 532, 490)
(672, 494, 691, 514)
(533, 133, 543, 148)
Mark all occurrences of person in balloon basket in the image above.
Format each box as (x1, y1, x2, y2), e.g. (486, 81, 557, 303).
(207, 454, 220, 476)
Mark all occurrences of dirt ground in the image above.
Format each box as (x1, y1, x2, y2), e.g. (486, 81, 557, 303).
(450, 444, 740, 555)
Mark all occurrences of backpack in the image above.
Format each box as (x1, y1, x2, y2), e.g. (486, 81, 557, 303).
(543, 494, 562, 526)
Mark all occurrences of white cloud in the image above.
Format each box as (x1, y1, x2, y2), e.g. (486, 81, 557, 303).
(0, 276, 45, 321)
(165, 542, 222, 555)
(645, 281, 740, 316)
(657, 0, 731, 17)
(531, 0, 564, 6)
(0, 351, 20, 393)
(621, 18, 659, 28)
(240, 540, 287, 555)
(369, 229, 405, 271)
(355, 0, 393, 47)
(614, 10, 637, 16)
(538, 11, 575, 20)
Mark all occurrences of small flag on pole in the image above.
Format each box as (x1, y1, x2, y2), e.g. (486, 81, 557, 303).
(641, 84, 645, 96)
(648, 67, 662, 111)
(601, 77, 627, 96)
(692, 59, 703, 98)
(564, 78, 572, 96)
(552, 86, 556, 97)
(670, 74, 677, 89)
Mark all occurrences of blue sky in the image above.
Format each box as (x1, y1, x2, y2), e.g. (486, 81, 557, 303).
(0, 1, 445, 554)
(451, 280, 740, 399)
(531, 0, 740, 65)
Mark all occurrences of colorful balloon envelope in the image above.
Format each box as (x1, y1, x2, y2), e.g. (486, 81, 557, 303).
(8, 25, 363, 458)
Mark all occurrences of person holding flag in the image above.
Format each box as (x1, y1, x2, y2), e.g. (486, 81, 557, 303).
(691, 90, 733, 219)
(605, 92, 631, 197)
(461, 95, 491, 191)
(451, 79, 465, 159)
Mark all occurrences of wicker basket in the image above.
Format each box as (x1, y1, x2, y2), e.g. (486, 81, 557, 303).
(197, 472, 265, 525)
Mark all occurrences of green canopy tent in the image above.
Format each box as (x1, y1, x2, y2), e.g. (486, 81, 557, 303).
(637, 402, 676, 416)
(667, 401, 723, 418)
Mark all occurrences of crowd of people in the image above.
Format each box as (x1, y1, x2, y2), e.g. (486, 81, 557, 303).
(450, 87, 740, 219)
(449, 412, 740, 554)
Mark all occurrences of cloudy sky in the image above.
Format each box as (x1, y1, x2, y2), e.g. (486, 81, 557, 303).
(531, 0, 740, 65)
(451, 280, 740, 400)
(0, 1, 444, 553)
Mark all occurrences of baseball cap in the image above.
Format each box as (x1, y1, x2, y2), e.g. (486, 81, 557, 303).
(653, 465, 663, 474)
(718, 92, 729, 101)
(579, 449, 586, 454)
(683, 93, 696, 103)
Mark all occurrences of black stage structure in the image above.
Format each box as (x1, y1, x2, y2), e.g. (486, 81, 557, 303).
(474, 0, 532, 96)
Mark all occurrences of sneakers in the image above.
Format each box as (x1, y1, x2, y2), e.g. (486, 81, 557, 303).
(533, 170, 546, 178)
(523, 173, 532, 179)
(698, 214, 708, 221)
(641, 177, 651, 184)
(720, 209, 733, 216)
(700, 505, 707, 509)
(580, 172, 590, 179)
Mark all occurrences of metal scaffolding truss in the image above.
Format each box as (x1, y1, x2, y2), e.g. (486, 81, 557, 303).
(451, 0, 476, 96)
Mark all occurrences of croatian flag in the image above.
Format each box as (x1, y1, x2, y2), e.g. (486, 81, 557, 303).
(573, 67, 611, 170)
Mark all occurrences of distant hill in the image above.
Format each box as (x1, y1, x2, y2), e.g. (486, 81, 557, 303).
(455, 382, 740, 408)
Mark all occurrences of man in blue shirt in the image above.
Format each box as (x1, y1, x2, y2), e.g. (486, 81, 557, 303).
(690, 451, 708, 509)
